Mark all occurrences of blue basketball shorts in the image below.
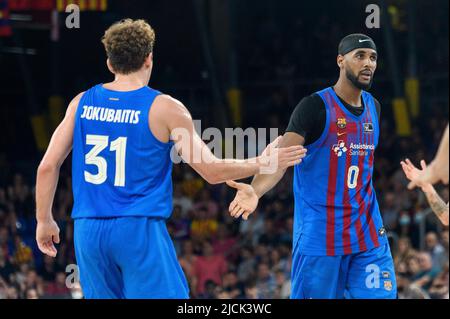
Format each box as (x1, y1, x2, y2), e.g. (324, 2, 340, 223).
(73, 217, 189, 299)
(291, 243, 397, 299)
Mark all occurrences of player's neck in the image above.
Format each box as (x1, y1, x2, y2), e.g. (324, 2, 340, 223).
(106, 71, 150, 91)
(333, 78, 362, 107)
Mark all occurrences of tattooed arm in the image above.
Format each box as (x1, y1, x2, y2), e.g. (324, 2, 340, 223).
(401, 159, 449, 226)
(422, 186, 449, 226)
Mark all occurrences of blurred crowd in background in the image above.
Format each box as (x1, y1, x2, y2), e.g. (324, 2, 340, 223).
(0, 108, 448, 299)
(0, 1, 448, 299)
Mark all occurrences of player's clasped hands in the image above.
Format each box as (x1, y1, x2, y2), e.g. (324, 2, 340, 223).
(226, 137, 307, 221)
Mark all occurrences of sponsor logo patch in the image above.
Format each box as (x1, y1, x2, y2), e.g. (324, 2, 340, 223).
(363, 122, 373, 133)
(332, 140, 347, 157)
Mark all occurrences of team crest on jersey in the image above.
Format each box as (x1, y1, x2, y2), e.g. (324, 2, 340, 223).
(332, 140, 347, 157)
(363, 123, 373, 133)
(378, 227, 386, 236)
(337, 118, 347, 129)
(384, 280, 393, 291)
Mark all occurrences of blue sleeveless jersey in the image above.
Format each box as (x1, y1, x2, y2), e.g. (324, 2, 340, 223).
(293, 87, 387, 256)
(71, 84, 174, 219)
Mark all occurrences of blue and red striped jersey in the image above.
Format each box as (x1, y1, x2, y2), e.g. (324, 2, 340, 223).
(293, 87, 387, 256)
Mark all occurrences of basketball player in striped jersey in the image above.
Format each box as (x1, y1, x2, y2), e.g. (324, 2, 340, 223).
(227, 34, 397, 298)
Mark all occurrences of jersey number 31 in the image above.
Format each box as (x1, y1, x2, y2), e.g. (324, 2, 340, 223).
(84, 134, 127, 187)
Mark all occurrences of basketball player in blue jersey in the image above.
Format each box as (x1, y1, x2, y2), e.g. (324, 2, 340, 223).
(227, 34, 397, 298)
(34, 19, 306, 299)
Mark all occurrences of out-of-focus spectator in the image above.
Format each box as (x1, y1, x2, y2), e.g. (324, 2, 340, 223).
(441, 230, 449, 259)
(172, 184, 193, 218)
(0, 227, 11, 261)
(270, 248, 290, 277)
(0, 247, 14, 283)
(255, 263, 277, 298)
(181, 171, 204, 198)
(212, 224, 238, 262)
(168, 205, 191, 244)
(192, 242, 227, 296)
(12, 235, 33, 266)
(394, 237, 417, 269)
(24, 269, 44, 298)
(428, 264, 449, 299)
(237, 246, 256, 283)
(25, 288, 39, 299)
(382, 192, 400, 230)
(190, 207, 218, 240)
(274, 270, 291, 299)
(411, 252, 441, 291)
(244, 280, 258, 299)
(222, 271, 245, 299)
(0, 276, 7, 298)
(425, 232, 447, 269)
(43, 272, 71, 299)
(197, 279, 219, 299)
(239, 209, 265, 246)
(178, 240, 198, 286)
(193, 189, 219, 219)
(37, 255, 61, 283)
(258, 220, 280, 247)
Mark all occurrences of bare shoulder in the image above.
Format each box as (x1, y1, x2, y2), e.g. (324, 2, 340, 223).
(66, 91, 85, 116)
(152, 94, 192, 126)
(153, 94, 190, 116)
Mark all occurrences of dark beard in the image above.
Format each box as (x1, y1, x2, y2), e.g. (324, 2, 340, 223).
(346, 69, 373, 90)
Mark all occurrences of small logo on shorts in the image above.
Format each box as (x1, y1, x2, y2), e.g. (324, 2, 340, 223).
(378, 227, 386, 236)
(384, 280, 393, 291)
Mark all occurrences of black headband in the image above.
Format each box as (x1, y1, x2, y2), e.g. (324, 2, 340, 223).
(338, 33, 377, 56)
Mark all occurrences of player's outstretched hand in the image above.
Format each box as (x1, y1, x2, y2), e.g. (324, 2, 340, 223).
(407, 160, 448, 190)
(36, 219, 60, 257)
(226, 180, 259, 220)
(400, 158, 432, 192)
(259, 136, 306, 173)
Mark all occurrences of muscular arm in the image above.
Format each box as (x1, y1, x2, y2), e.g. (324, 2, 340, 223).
(431, 124, 449, 183)
(409, 124, 449, 189)
(401, 159, 449, 226)
(251, 132, 305, 198)
(153, 95, 304, 184)
(36, 93, 82, 222)
(35, 92, 83, 257)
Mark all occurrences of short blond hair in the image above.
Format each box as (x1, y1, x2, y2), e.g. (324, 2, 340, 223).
(101, 19, 155, 74)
